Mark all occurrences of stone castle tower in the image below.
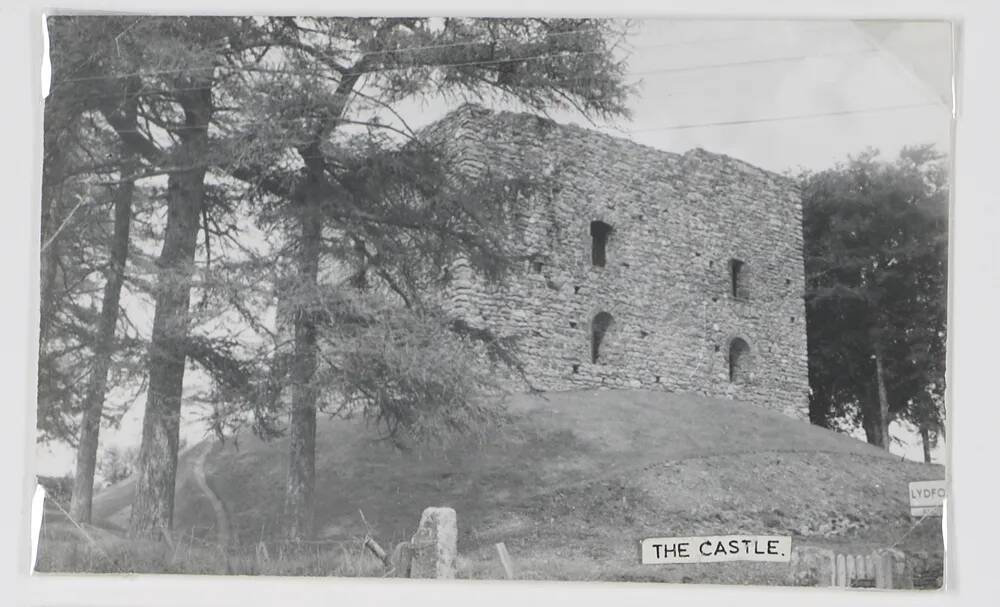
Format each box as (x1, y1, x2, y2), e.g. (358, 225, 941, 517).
(425, 104, 809, 419)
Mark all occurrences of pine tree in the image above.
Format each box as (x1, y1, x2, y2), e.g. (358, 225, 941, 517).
(41, 18, 148, 521)
(44, 16, 274, 537)
(42, 16, 632, 541)
(220, 17, 632, 540)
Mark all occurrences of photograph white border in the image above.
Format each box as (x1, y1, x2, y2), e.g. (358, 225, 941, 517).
(2, 1, 996, 606)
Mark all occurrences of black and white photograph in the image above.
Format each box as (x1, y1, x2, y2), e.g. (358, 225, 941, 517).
(31, 14, 951, 589)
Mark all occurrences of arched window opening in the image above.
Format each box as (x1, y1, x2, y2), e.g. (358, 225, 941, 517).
(730, 258, 749, 300)
(729, 337, 751, 383)
(591, 311, 614, 364)
(590, 221, 613, 267)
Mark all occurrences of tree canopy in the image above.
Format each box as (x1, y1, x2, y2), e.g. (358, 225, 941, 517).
(40, 15, 633, 540)
(800, 145, 948, 456)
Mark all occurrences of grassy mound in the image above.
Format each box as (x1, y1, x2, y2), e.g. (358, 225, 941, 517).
(50, 390, 942, 584)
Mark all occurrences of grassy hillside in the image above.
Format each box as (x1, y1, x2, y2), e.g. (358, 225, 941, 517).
(45, 390, 943, 584)
(89, 444, 218, 536)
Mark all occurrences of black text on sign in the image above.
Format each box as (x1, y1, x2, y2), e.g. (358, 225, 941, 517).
(640, 535, 792, 564)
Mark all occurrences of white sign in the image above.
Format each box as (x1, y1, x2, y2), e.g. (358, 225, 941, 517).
(909, 480, 946, 517)
(640, 535, 792, 564)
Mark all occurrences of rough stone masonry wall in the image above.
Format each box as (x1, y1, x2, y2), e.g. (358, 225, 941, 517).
(427, 104, 809, 419)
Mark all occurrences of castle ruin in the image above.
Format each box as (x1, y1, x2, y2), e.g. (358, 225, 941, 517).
(428, 104, 809, 419)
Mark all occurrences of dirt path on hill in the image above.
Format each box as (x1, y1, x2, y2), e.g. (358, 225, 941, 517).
(192, 441, 230, 547)
(93, 443, 200, 530)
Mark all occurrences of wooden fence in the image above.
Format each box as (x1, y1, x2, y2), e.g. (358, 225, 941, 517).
(789, 546, 911, 589)
(832, 550, 902, 588)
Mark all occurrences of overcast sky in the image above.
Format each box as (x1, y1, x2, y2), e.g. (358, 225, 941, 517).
(35, 18, 954, 477)
(391, 19, 954, 172)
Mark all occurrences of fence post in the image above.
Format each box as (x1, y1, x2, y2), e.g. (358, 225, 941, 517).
(495, 542, 515, 580)
(874, 552, 886, 588)
(391, 541, 413, 578)
(884, 551, 896, 589)
(890, 548, 913, 589)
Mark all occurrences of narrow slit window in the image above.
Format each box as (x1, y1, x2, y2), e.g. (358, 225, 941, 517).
(729, 337, 751, 383)
(590, 221, 612, 267)
(730, 258, 749, 300)
(591, 311, 614, 364)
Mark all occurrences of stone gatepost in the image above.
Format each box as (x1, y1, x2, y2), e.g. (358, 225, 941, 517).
(409, 507, 458, 579)
(787, 546, 836, 586)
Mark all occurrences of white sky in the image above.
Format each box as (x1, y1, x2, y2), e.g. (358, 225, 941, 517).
(34, 18, 953, 477)
(392, 19, 954, 172)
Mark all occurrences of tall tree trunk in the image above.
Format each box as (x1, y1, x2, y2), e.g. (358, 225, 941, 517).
(283, 168, 322, 541)
(280, 72, 361, 541)
(284, 59, 365, 540)
(860, 384, 883, 448)
(859, 325, 892, 450)
(861, 353, 892, 449)
(69, 171, 134, 523)
(38, 136, 65, 346)
(873, 349, 892, 448)
(920, 425, 932, 463)
(128, 84, 212, 539)
(68, 89, 140, 524)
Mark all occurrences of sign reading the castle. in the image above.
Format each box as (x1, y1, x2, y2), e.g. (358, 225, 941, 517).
(640, 535, 791, 564)
(909, 480, 946, 517)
